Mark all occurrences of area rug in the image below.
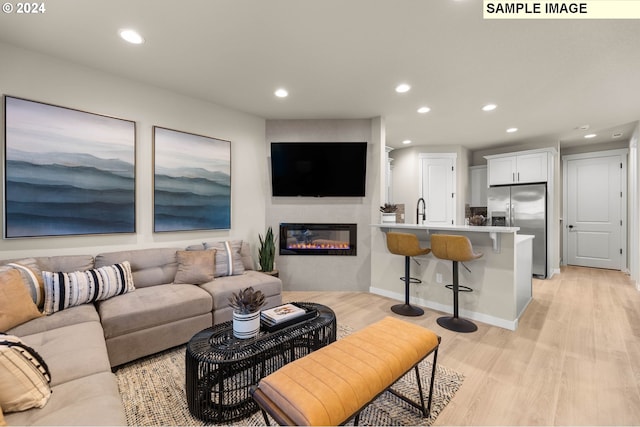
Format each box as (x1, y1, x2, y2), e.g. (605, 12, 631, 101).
(115, 326, 464, 426)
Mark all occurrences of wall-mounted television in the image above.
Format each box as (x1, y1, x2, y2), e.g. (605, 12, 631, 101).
(270, 142, 367, 197)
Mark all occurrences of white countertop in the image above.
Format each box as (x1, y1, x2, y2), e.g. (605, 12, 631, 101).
(372, 223, 520, 233)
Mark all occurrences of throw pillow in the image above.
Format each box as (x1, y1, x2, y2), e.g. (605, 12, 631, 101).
(0, 334, 51, 413)
(174, 250, 216, 285)
(42, 261, 135, 315)
(0, 259, 44, 309)
(0, 269, 43, 331)
(203, 240, 246, 277)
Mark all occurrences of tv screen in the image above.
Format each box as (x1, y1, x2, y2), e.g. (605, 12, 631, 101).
(270, 142, 367, 197)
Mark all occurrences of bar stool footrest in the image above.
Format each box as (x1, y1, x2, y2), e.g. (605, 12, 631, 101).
(445, 284, 472, 292)
(401, 277, 422, 284)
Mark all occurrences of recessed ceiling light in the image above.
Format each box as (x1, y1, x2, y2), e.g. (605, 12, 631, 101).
(613, 132, 623, 138)
(417, 106, 431, 114)
(506, 127, 518, 133)
(119, 29, 144, 44)
(402, 139, 412, 145)
(482, 103, 497, 111)
(584, 133, 597, 139)
(274, 88, 288, 98)
(395, 83, 411, 93)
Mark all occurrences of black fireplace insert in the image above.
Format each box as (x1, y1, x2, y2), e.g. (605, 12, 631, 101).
(279, 223, 357, 256)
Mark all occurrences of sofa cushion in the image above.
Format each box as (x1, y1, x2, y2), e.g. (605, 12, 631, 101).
(0, 269, 43, 331)
(7, 305, 100, 337)
(0, 334, 51, 413)
(3, 372, 126, 426)
(36, 255, 95, 274)
(200, 270, 282, 311)
(174, 250, 215, 285)
(97, 284, 212, 339)
(204, 240, 245, 276)
(42, 262, 135, 315)
(0, 259, 44, 308)
(95, 248, 178, 288)
(18, 321, 111, 387)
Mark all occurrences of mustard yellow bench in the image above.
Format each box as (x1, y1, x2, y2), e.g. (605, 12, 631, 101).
(250, 316, 441, 426)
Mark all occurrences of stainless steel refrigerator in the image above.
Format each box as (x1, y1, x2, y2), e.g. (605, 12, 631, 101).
(487, 183, 547, 278)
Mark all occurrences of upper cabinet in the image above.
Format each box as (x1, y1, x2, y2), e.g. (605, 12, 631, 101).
(468, 165, 487, 207)
(485, 150, 550, 186)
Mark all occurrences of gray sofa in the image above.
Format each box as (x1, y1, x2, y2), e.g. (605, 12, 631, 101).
(2, 241, 282, 426)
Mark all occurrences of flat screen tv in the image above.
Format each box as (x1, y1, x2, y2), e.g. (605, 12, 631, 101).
(270, 142, 367, 197)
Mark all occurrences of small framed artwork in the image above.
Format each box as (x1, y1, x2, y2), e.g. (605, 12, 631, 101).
(153, 126, 231, 232)
(3, 96, 136, 238)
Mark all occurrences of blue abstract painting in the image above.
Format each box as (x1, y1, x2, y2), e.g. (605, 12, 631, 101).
(153, 126, 231, 232)
(4, 96, 136, 238)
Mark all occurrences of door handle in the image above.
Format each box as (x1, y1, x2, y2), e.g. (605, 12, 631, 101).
(568, 224, 575, 231)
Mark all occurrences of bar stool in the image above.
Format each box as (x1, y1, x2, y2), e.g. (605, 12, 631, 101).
(385, 232, 431, 316)
(430, 234, 483, 332)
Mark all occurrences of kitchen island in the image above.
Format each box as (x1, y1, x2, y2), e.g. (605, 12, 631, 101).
(371, 224, 533, 330)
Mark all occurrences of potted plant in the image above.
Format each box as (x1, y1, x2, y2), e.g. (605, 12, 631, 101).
(380, 203, 398, 224)
(258, 226, 277, 276)
(228, 286, 266, 339)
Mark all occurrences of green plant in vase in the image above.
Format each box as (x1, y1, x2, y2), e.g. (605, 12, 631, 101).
(258, 226, 276, 273)
(228, 286, 266, 315)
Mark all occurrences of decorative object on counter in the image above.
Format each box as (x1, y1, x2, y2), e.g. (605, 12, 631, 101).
(468, 215, 486, 226)
(380, 203, 398, 223)
(385, 232, 431, 316)
(430, 234, 483, 333)
(258, 226, 276, 274)
(229, 287, 265, 339)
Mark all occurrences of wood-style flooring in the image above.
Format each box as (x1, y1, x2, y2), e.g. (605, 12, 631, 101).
(283, 266, 640, 426)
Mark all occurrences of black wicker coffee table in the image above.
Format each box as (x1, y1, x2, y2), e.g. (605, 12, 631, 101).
(185, 302, 336, 423)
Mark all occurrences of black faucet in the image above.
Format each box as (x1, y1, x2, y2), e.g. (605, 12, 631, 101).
(416, 197, 426, 224)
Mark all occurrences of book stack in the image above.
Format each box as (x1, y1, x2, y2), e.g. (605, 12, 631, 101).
(260, 303, 316, 332)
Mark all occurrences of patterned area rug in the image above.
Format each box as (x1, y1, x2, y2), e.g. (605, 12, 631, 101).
(116, 325, 464, 426)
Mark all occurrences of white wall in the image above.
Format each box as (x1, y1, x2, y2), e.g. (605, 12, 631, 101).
(0, 42, 267, 261)
(265, 119, 382, 292)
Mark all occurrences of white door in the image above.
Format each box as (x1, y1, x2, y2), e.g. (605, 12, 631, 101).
(564, 151, 626, 270)
(420, 155, 456, 225)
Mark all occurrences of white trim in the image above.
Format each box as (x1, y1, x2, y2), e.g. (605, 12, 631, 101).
(369, 286, 519, 331)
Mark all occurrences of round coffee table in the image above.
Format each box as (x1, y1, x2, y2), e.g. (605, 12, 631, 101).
(185, 302, 336, 422)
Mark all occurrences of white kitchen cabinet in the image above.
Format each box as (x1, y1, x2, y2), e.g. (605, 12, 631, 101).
(469, 165, 487, 207)
(486, 151, 548, 185)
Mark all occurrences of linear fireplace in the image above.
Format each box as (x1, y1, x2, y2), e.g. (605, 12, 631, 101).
(279, 223, 357, 256)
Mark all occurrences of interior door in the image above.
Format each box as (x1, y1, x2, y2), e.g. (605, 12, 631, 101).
(420, 156, 455, 225)
(565, 153, 625, 270)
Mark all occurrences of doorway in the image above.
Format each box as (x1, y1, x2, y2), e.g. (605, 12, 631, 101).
(562, 149, 628, 270)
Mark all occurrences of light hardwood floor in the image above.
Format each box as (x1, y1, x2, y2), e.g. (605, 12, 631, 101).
(283, 266, 640, 425)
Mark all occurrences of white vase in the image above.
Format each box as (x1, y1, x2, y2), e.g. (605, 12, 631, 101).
(232, 311, 261, 339)
(381, 212, 396, 224)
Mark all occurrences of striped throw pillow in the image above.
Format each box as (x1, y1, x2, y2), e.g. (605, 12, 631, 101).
(42, 262, 135, 315)
(0, 334, 51, 413)
(204, 240, 245, 277)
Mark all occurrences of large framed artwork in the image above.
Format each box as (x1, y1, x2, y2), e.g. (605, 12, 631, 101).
(3, 96, 136, 238)
(153, 126, 231, 232)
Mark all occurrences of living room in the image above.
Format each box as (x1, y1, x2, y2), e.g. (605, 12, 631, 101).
(2, 1, 640, 426)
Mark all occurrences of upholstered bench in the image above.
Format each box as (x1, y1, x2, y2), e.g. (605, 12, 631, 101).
(250, 316, 441, 426)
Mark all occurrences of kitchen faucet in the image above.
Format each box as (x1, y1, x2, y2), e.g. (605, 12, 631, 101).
(416, 197, 426, 225)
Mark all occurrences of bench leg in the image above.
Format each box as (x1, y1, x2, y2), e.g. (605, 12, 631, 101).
(388, 346, 438, 418)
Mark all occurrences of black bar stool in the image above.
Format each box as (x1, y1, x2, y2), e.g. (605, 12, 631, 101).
(430, 234, 483, 332)
(385, 232, 431, 316)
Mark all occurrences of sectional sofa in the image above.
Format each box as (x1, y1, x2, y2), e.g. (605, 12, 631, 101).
(0, 240, 282, 426)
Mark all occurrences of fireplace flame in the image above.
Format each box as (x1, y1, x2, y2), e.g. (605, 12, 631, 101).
(287, 242, 350, 250)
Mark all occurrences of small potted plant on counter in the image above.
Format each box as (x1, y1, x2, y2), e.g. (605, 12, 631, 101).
(228, 286, 265, 339)
(380, 203, 398, 224)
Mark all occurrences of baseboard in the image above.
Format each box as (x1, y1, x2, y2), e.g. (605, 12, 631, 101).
(369, 287, 518, 331)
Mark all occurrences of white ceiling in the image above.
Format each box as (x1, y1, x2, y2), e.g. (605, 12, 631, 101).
(1, 0, 639, 150)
